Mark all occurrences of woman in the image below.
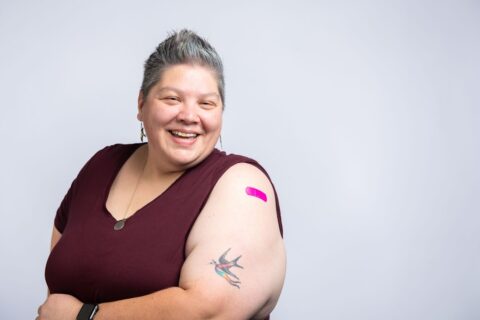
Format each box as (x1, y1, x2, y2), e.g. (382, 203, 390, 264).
(39, 29, 285, 320)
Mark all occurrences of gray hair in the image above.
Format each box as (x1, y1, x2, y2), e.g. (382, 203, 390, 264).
(141, 29, 225, 107)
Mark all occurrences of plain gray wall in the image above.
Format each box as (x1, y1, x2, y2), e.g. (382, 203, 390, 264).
(0, 0, 479, 319)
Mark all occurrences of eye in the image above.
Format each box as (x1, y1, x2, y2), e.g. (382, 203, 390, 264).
(162, 96, 181, 104)
(200, 101, 216, 109)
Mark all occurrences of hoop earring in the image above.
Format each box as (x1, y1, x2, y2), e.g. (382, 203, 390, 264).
(140, 122, 147, 142)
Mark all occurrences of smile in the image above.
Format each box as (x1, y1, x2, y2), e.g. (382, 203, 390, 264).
(169, 130, 199, 139)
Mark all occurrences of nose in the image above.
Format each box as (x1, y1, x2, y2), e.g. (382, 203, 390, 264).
(176, 100, 199, 124)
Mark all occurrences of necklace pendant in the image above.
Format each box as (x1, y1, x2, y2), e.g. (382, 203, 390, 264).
(114, 219, 126, 231)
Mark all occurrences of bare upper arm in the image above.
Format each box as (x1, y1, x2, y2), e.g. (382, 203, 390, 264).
(179, 163, 286, 319)
(51, 226, 62, 251)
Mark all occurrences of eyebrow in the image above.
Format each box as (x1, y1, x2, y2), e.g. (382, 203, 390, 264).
(157, 87, 220, 99)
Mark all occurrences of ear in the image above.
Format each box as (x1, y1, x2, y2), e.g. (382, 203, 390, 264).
(137, 90, 144, 121)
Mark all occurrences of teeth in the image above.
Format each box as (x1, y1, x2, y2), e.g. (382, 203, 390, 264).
(171, 130, 198, 138)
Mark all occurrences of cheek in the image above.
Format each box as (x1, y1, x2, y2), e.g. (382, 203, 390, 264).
(203, 112, 222, 132)
(147, 106, 176, 125)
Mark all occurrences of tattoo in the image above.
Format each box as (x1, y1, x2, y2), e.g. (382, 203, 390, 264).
(210, 248, 243, 289)
(245, 186, 267, 202)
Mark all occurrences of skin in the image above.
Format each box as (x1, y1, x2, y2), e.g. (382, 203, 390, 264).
(37, 64, 286, 320)
(139, 63, 223, 174)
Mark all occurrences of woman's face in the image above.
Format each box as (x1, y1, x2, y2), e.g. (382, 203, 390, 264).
(137, 64, 223, 171)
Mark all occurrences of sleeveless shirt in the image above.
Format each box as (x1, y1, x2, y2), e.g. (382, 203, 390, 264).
(45, 143, 283, 311)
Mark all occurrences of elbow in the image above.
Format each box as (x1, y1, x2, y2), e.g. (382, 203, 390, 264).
(186, 288, 229, 320)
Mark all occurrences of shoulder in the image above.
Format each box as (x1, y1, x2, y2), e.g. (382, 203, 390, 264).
(71, 143, 142, 183)
(186, 161, 280, 252)
(198, 152, 281, 237)
(218, 161, 272, 188)
(216, 161, 273, 214)
(82, 143, 142, 167)
(208, 150, 274, 187)
(213, 162, 274, 209)
(90, 143, 142, 159)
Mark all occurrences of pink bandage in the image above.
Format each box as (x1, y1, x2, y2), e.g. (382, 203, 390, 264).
(245, 186, 267, 202)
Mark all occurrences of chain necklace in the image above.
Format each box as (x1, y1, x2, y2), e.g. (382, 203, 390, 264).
(113, 156, 147, 231)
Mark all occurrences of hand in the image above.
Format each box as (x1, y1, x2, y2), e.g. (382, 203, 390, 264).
(37, 294, 83, 320)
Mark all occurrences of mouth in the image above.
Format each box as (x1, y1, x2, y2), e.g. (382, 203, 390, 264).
(168, 130, 199, 139)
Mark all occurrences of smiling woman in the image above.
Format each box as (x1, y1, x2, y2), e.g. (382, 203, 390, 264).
(138, 64, 223, 171)
(39, 30, 285, 320)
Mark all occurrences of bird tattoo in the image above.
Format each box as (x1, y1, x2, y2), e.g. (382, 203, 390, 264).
(210, 248, 243, 289)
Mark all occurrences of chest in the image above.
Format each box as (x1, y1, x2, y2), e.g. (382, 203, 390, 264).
(105, 154, 182, 222)
(45, 146, 226, 303)
(46, 174, 205, 303)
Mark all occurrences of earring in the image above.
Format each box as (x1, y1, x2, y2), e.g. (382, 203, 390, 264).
(140, 122, 147, 142)
(219, 134, 223, 150)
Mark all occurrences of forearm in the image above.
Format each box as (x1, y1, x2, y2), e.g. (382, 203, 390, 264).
(95, 287, 218, 320)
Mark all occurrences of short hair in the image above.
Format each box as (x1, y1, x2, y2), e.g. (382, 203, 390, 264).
(141, 29, 225, 107)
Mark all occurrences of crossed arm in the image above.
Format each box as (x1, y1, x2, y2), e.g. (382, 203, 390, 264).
(38, 163, 286, 320)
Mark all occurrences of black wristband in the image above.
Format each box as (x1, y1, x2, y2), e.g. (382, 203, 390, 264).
(77, 303, 99, 320)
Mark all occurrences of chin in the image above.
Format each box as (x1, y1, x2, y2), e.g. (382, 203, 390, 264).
(168, 147, 210, 168)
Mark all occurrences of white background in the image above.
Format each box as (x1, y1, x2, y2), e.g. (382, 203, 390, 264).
(0, 0, 479, 319)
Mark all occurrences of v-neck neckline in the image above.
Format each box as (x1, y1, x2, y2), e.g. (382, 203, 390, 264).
(102, 143, 190, 226)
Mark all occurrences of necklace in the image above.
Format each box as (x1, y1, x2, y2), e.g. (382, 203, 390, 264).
(114, 156, 147, 231)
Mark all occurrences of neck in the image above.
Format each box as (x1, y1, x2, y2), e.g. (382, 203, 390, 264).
(140, 144, 186, 182)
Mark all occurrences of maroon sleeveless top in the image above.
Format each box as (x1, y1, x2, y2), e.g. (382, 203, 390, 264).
(45, 143, 283, 310)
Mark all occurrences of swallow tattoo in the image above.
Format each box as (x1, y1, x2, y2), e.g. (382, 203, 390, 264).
(210, 248, 243, 289)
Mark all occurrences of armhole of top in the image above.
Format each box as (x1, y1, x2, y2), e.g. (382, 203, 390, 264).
(53, 145, 117, 233)
(209, 155, 284, 237)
